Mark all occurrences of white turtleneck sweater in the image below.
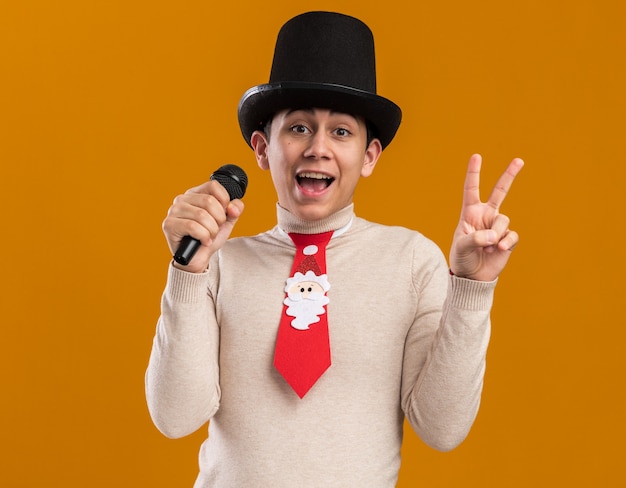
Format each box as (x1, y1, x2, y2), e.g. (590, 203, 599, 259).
(146, 204, 496, 487)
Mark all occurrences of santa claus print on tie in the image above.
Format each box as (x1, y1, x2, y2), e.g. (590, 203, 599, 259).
(284, 267, 331, 331)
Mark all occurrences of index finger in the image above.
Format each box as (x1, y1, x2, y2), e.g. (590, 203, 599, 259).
(486, 157, 524, 210)
(462, 153, 484, 207)
(186, 179, 232, 207)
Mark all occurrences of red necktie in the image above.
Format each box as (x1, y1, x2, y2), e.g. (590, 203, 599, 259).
(274, 231, 334, 398)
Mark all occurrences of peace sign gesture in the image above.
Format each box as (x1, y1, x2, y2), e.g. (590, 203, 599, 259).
(449, 154, 524, 282)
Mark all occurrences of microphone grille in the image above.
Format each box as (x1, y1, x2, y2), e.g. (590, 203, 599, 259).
(210, 164, 248, 200)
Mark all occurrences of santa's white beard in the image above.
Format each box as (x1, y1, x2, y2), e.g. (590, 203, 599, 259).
(284, 292, 329, 330)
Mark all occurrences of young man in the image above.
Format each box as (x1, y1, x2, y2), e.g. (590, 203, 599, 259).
(146, 11, 523, 487)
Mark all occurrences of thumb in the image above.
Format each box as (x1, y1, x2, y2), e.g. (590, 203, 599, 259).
(210, 199, 245, 250)
(454, 229, 497, 254)
(226, 199, 244, 224)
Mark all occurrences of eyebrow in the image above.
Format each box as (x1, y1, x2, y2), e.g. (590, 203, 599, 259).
(285, 108, 357, 120)
(285, 108, 313, 116)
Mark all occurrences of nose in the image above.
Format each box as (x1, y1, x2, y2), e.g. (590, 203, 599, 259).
(303, 130, 332, 159)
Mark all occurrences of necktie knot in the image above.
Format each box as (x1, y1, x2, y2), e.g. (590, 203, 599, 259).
(288, 231, 333, 275)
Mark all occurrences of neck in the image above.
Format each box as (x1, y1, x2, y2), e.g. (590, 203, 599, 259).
(277, 204, 354, 235)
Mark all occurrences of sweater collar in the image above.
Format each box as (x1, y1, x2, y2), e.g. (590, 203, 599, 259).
(276, 203, 355, 236)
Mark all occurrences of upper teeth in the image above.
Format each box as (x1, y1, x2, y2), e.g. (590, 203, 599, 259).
(299, 172, 331, 179)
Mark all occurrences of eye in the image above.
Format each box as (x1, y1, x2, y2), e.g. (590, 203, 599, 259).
(290, 124, 310, 134)
(307, 287, 313, 292)
(334, 127, 351, 137)
(300, 287, 305, 293)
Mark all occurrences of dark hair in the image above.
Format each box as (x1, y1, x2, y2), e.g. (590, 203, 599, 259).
(262, 115, 378, 148)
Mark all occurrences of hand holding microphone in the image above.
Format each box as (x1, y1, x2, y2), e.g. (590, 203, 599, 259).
(163, 164, 248, 272)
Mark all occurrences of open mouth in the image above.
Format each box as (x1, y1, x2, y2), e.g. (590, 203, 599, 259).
(296, 171, 335, 193)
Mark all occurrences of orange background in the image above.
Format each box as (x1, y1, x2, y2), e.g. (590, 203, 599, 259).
(1, 1, 624, 486)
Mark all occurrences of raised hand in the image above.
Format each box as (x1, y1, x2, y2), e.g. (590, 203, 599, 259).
(162, 180, 244, 273)
(449, 154, 524, 282)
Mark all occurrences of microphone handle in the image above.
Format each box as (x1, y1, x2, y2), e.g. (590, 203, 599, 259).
(173, 236, 202, 266)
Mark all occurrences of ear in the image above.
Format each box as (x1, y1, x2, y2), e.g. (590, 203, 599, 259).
(360, 138, 382, 178)
(251, 130, 270, 170)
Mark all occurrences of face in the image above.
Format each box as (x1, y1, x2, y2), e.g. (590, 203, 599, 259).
(251, 108, 382, 221)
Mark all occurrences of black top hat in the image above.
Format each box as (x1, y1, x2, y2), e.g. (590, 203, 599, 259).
(237, 11, 402, 150)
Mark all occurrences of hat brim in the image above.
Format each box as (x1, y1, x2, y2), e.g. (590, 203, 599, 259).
(238, 82, 402, 150)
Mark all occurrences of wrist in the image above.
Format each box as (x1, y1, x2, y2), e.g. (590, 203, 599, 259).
(172, 260, 207, 274)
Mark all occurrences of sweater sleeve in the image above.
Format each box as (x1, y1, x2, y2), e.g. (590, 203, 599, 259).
(145, 263, 221, 439)
(401, 252, 496, 451)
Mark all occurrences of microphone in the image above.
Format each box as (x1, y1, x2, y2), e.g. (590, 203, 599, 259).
(173, 164, 248, 266)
